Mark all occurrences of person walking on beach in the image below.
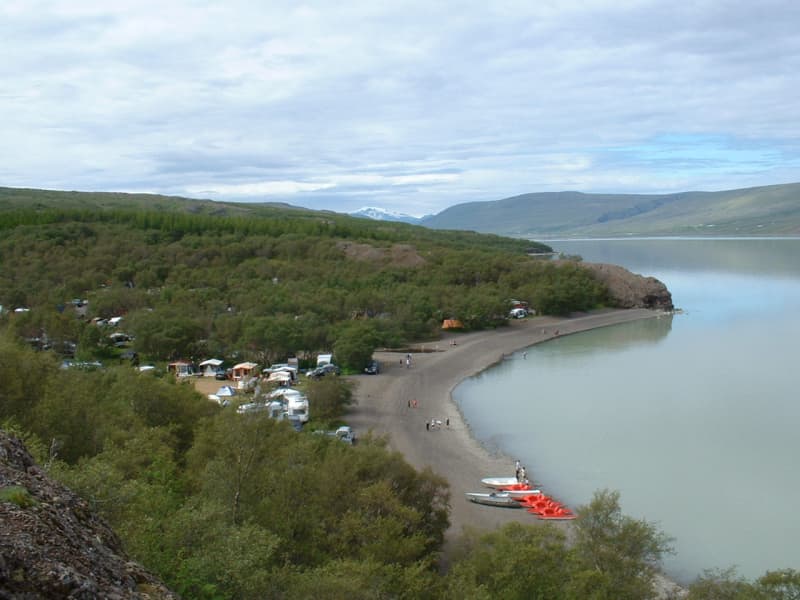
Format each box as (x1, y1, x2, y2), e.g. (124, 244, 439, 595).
(426, 421, 430, 431)
(515, 460, 521, 481)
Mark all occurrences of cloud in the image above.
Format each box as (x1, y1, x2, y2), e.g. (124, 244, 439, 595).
(1, 1, 799, 215)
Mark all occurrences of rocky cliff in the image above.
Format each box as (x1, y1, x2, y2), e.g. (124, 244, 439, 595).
(581, 262, 674, 311)
(0, 431, 177, 599)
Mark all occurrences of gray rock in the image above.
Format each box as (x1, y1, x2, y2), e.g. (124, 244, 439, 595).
(0, 431, 178, 599)
(581, 262, 674, 311)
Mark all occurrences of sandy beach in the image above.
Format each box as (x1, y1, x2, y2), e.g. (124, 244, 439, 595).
(348, 308, 664, 552)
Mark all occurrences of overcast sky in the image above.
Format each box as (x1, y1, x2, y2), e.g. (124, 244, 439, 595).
(2, 1, 799, 217)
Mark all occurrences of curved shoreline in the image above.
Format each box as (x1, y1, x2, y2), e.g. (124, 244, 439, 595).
(349, 308, 667, 545)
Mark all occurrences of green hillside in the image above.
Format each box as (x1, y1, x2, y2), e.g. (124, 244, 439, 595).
(1, 186, 793, 598)
(0, 185, 581, 371)
(422, 182, 800, 237)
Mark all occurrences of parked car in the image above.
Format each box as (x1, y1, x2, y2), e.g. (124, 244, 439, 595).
(214, 368, 228, 380)
(307, 363, 340, 379)
(509, 307, 528, 319)
(364, 360, 380, 375)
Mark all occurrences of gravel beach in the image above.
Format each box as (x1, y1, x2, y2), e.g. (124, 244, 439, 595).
(348, 308, 664, 551)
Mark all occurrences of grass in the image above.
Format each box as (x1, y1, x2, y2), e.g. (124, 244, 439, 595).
(0, 485, 38, 509)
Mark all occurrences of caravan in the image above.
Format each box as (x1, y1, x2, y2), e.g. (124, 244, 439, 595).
(286, 394, 309, 423)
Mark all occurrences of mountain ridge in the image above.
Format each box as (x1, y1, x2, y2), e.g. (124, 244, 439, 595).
(421, 182, 800, 237)
(349, 206, 425, 224)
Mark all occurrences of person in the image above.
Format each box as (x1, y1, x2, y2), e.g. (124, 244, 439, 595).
(515, 460, 521, 481)
(519, 466, 527, 483)
(426, 421, 430, 431)
(406, 356, 411, 369)
(446, 417, 450, 427)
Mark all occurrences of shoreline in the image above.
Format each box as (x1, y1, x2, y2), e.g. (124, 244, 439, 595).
(348, 307, 683, 594)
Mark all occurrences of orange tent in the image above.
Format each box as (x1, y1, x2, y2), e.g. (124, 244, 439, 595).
(442, 319, 464, 330)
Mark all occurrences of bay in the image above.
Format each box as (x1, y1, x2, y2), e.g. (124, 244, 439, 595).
(454, 238, 800, 583)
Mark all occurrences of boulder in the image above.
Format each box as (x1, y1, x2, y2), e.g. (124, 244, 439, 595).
(581, 262, 674, 311)
(0, 430, 178, 599)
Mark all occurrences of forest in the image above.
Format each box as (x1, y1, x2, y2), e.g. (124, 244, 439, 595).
(0, 197, 602, 372)
(1, 192, 796, 598)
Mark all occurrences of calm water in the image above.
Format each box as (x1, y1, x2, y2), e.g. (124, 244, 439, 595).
(454, 238, 800, 584)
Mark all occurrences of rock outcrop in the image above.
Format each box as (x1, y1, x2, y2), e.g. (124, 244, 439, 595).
(0, 431, 177, 599)
(581, 262, 674, 311)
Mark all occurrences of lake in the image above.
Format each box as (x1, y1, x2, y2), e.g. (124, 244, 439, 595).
(453, 238, 800, 584)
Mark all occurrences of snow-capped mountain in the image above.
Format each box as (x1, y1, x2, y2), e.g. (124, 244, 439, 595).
(349, 206, 424, 224)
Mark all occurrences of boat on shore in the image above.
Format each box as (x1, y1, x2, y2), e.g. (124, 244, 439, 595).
(502, 488, 542, 498)
(465, 492, 522, 508)
(481, 476, 532, 489)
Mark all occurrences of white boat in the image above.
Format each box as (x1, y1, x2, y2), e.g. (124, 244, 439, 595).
(481, 477, 527, 489)
(465, 492, 522, 508)
(502, 488, 543, 498)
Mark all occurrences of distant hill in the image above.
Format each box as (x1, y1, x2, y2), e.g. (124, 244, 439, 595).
(421, 183, 800, 237)
(0, 186, 308, 218)
(0, 186, 548, 255)
(350, 206, 425, 224)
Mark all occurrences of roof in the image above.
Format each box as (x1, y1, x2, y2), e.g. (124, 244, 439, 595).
(199, 358, 223, 367)
(268, 371, 292, 381)
(232, 361, 259, 370)
(442, 319, 464, 329)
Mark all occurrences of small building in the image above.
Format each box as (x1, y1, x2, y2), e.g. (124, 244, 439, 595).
(231, 361, 259, 381)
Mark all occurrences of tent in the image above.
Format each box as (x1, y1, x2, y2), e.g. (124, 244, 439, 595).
(168, 360, 194, 378)
(198, 358, 224, 377)
(442, 319, 464, 330)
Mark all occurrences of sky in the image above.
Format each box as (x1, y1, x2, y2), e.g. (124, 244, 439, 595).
(2, 1, 799, 218)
